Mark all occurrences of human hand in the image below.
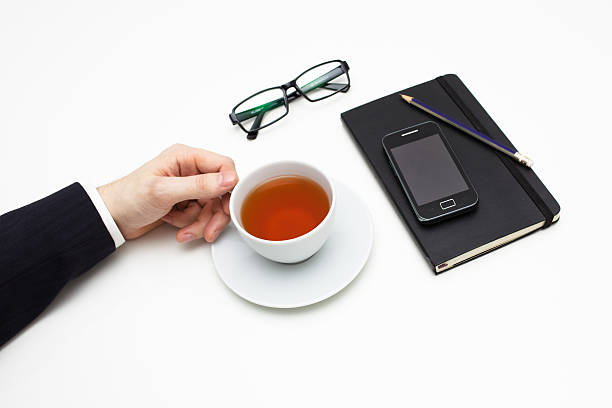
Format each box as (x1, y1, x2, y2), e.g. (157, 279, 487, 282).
(97, 144, 238, 242)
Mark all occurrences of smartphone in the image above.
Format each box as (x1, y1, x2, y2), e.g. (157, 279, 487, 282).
(382, 121, 478, 224)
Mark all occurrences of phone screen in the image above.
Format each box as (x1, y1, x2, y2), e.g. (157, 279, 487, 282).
(390, 134, 468, 205)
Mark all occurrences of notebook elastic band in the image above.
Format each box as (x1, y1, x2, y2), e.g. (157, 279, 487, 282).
(436, 76, 554, 228)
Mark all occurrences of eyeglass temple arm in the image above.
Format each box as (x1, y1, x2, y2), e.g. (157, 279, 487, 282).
(234, 98, 285, 123)
(284, 83, 347, 101)
(246, 111, 266, 139)
(298, 66, 347, 94)
(286, 83, 347, 101)
(321, 83, 349, 92)
(233, 66, 349, 123)
(250, 111, 265, 130)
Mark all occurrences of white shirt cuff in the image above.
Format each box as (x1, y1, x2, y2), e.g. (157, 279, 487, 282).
(84, 185, 125, 248)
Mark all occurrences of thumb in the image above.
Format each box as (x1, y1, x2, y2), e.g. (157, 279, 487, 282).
(157, 171, 238, 203)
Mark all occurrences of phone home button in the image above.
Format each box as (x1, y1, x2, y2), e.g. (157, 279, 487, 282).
(440, 199, 456, 210)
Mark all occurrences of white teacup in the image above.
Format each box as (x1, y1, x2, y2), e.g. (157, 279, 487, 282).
(229, 161, 336, 263)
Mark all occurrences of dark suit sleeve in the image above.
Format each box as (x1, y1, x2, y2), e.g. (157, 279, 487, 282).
(0, 183, 116, 347)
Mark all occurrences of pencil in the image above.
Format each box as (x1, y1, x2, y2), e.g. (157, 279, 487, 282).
(400, 94, 533, 168)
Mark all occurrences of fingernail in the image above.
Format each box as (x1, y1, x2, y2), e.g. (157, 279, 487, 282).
(220, 172, 237, 188)
(162, 214, 172, 223)
(179, 233, 195, 243)
(205, 230, 219, 243)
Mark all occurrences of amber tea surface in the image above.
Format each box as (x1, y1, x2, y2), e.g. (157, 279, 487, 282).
(240, 175, 330, 241)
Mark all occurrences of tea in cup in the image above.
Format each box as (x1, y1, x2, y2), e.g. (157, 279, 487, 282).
(229, 161, 335, 263)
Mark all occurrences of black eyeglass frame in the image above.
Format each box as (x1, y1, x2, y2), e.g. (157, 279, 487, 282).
(229, 59, 350, 139)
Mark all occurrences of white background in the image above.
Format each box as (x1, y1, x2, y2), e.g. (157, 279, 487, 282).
(0, 0, 610, 406)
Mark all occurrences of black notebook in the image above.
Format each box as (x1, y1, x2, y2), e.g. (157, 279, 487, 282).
(341, 74, 560, 273)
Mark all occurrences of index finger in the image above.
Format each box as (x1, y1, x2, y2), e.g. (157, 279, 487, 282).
(170, 144, 237, 175)
(193, 148, 236, 174)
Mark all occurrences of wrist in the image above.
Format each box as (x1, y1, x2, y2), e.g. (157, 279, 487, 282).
(97, 181, 129, 238)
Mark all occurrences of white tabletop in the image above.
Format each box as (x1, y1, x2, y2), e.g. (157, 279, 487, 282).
(1, 1, 610, 406)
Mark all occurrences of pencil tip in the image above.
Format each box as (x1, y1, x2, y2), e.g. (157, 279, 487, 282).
(400, 94, 413, 102)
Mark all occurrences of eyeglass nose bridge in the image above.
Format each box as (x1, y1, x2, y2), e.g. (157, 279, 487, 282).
(281, 81, 303, 100)
(281, 81, 296, 90)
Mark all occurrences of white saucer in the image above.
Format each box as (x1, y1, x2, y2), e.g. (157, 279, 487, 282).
(211, 181, 373, 308)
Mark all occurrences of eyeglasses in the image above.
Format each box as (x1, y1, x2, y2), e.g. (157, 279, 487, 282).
(229, 59, 350, 140)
